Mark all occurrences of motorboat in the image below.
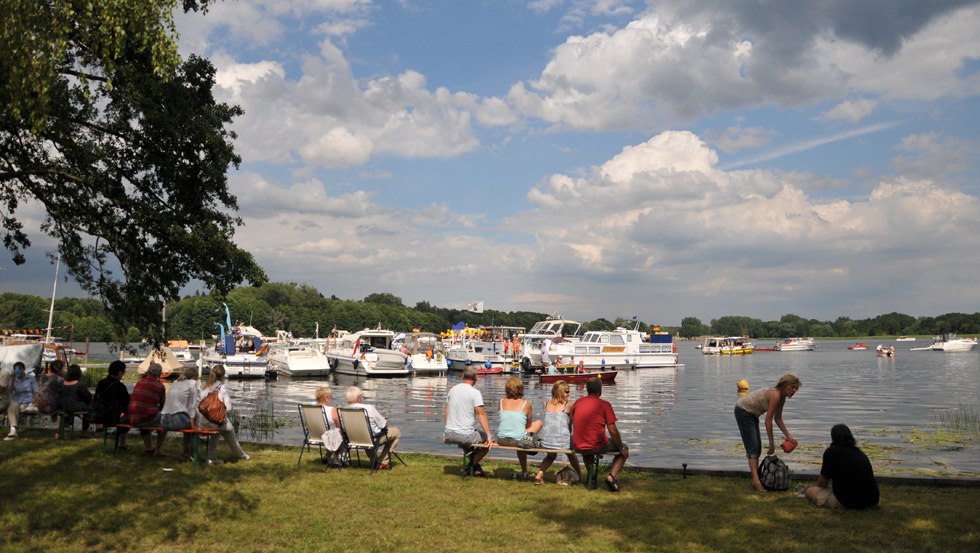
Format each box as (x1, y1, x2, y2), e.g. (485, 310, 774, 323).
(928, 334, 978, 352)
(773, 337, 815, 351)
(895, 336, 916, 342)
(199, 304, 274, 379)
(702, 336, 754, 355)
(539, 370, 617, 384)
(167, 339, 200, 367)
(325, 327, 409, 377)
(446, 325, 523, 372)
(401, 332, 449, 375)
(519, 316, 583, 371)
(269, 341, 331, 377)
(848, 343, 870, 350)
(557, 327, 678, 369)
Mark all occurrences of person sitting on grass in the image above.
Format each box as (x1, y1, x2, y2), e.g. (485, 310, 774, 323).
(570, 377, 629, 492)
(495, 376, 543, 481)
(805, 424, 880, 510)
(443, 366, 494, 477)
(127, 363, 167, 456)
(346, 386, 400, 469)
(92, 360, 130, 450)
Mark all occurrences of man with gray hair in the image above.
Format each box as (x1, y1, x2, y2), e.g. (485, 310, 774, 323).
(345, 386, 401, 469)
(444, 366, 493, 476)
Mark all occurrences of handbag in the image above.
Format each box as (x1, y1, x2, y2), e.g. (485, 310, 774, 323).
(198, 384, 227, 425)
(758, 454, 790, 491)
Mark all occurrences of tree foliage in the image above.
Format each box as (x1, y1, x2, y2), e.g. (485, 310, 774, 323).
(0, 1, 265, 337)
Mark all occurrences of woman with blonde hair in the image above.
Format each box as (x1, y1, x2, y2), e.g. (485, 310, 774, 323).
(734, 373, 800, 492)
(533, 380, 583, 485)
(495, 376, 542, 480)
(199, 365, 249, 464)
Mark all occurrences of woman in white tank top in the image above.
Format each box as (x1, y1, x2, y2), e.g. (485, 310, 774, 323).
(733, 374, 801, 492)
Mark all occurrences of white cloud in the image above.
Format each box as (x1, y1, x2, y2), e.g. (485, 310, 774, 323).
(300, 127, 374, 168)
(705, 126, 777, 153)
(889, 133, 975, 178)
(818, 99, 878, 123)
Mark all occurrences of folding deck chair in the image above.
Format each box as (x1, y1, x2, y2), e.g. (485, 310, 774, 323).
(337, 407, 405, 472)
(297, 404, 347, 468)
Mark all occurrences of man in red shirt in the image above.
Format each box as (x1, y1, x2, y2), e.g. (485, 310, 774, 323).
(571, 377, 629, 491)
(127, 363, 167, 456)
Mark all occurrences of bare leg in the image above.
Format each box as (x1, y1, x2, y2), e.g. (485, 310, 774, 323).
(536, 452, 558, 484)
(748, 457, 766, 492)
(608, 449, 628, 479)
(567, 453, 583, 480)
(516, 451, 528, 474)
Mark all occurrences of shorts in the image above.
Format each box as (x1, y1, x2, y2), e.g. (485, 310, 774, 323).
(161, 412, 191, 431)
(577, 441, 623, 455)
(734, 406, 762, 459)
(444, 429, 486, 446)
(809, 487, 841, 509)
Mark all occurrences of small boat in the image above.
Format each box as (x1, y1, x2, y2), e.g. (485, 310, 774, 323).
(269, 342, 331, 377)
(702, 336, 754, 355)
(773, 337, 815, 351)
(895, 336, 916, 342)
(475, 364, 504, 375)
(401, 332, 449, 376)
(325, 327, 409, 377)
(200, 304, 274, 379)
(848, 343, 870, 350)
(928, 334, 978, 352)
(539, 370, 617, 384)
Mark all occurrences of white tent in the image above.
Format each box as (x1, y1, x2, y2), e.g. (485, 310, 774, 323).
(137, 346, 184, 375)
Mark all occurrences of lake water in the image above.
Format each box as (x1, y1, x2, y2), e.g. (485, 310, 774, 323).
(80, 339, 980, 477)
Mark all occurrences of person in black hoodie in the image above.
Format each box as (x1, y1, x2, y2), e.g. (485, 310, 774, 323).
(805, 424, 880, 509)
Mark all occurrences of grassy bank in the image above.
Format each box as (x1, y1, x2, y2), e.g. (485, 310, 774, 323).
(1, 432, 977, 553)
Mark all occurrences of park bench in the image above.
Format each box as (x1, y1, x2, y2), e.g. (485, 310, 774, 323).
(454, 442, 604, 490)
(105, 423, 220, 467)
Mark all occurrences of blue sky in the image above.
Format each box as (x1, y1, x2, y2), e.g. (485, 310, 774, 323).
(5, 0, 980, 326)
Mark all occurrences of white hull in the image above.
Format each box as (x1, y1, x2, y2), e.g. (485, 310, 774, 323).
(524, 326, 677, 370)
(270, 346, 331, 377)
(408, 352, 449, 375)
(773, 338, 815, 351)
(446, 342, 515, 370)
(201, 353, 271, 379)
(932, 339, 977, 352)
(329, 350, 410, 377)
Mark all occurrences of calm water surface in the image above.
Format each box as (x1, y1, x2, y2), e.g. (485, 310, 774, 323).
(85, 340, 980, 476)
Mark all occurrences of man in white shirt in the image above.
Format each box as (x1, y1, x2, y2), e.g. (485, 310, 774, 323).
(346, 386, 401, 469)
(443, 366, 493, 476)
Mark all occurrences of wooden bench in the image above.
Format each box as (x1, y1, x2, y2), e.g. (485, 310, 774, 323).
(54, 411, 89, 439)
(455, 443, 604, 490)
(105, 423, 220, 467)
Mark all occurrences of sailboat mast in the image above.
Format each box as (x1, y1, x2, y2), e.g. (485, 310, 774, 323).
(44, 255, 60, 344)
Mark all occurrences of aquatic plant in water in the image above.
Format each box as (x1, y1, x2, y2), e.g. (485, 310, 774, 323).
(934, 404, 980, 434)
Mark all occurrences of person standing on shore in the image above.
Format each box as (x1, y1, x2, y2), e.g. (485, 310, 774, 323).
(733, 373, 800, 493)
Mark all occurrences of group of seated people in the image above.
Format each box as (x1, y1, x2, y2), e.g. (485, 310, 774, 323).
(312, 385, 400, 469)
(444, 367, 629, 492)
(0, 359, 249, 464)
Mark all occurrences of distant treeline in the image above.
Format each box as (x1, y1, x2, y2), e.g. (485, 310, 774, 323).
(2, 284, 978, 343)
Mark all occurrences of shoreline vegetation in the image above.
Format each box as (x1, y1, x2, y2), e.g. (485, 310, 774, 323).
(3, 288, 979, 344)
(1, 434, 977, 553)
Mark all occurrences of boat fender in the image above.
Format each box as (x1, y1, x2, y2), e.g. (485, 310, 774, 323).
(464, 359, 472, 366)
(352, 359, 359, 372)
(446, 359, 453, 368)
(737, 378, 749, 396)
(520, 357, 531, 372)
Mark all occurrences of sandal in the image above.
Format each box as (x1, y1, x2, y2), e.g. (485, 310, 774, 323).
(534, 471, 545, 485)
(605, 475, 620, 492)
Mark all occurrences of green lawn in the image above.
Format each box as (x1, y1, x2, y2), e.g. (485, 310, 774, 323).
(1, 431, 977, 552)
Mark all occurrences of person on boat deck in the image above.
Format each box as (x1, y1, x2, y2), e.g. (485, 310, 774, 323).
(92, 360, 130, 449)
(199, 365, 250, 464)
(128, 363, 167, 456)
(540, 339, 553, 366)
(534, 380, 583, 485)
(570, 377, 629, 492)
(496, 376, 543, 480)
(346, 386, 400, 469)
(443, 366, 494, 477)
(59, 364, 93, 434)
(733, 373, 800, 493)
(805, 424, 880, 510)
(3, 362, 39, 440)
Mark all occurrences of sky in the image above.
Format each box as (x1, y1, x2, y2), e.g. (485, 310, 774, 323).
(4, 0, 980, 326)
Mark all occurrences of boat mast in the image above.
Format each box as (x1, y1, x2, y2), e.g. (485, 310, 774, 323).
(44, 254, 60, 344)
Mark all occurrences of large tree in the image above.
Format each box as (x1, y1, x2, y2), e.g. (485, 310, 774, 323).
(0, 1, 266, 337)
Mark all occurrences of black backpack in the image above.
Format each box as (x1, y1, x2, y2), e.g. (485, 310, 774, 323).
(759, 454, 790, 491)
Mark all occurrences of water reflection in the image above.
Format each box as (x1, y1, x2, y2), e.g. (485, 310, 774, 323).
(214, 339, 979, 476)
